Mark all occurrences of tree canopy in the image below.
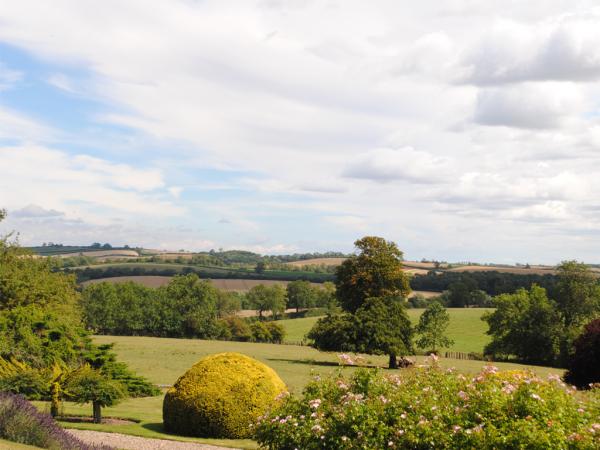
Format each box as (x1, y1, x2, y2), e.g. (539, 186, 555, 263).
(335, 236, 411, 313)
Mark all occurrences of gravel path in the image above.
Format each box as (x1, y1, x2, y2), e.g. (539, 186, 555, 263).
(67, 429, 241, 450)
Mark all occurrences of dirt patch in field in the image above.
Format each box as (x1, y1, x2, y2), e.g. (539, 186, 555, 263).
(410, 290, 441, 298)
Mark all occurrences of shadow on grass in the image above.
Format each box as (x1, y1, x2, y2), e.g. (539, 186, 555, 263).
(267, 358, 386, 369)
(141, 422, 166, 433)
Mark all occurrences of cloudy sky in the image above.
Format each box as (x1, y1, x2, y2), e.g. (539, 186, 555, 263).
(1, 1, 600, 263)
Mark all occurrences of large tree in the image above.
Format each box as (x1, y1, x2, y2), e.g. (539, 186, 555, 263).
(335, 236, 411, 313)
(286, 280, 316, 313)
(353, 297, 413, 369)
(554, 261, 600, 364)
(247, 284, 286, 319)
(309, 237, 413, 368)
(483, 285, 562, 365)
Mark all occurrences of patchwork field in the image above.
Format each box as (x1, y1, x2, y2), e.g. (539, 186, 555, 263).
(279, 308, 493, 353)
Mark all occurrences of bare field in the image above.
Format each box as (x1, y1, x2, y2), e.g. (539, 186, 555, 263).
(446, 265, 556, 275)
(58, 249, 140, 259)
(286, 257, 346, 267)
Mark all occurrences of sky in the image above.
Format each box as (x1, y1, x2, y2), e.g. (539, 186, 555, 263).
(1, 1, 600, 264)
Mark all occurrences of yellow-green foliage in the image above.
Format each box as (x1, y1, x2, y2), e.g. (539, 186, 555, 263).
(163, 352, 286, 438)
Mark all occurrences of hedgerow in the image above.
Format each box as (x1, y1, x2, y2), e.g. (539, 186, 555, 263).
(255, 357, 600, 449)
(163, 352, 286, 438)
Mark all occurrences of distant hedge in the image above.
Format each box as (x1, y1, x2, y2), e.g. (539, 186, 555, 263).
(410, 270, 558, 296)
(68, 264, 334, 283)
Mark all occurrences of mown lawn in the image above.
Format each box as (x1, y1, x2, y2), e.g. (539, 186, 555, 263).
(279, 308, 493, 354)
(34, 336, 563, 449)
(0, 439, 42, 449)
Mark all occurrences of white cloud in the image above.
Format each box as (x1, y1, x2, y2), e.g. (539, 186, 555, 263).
(343, 147, 451, 184)
(460, 14, 600, 85)
(0, 106, 54, 141)
(0, 62, 22, 90)
(473, 82, 585, 129)
(0, 144, 181, 218)
(12, 204, 64, 218)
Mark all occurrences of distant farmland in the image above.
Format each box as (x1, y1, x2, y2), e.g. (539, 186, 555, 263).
(445, 265, 557, 275)
(81, 276, 315, 291)
(80, 275, 440, 297)
(286, 257, 346, 267)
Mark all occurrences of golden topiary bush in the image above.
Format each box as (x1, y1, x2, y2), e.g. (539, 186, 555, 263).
(162, 352, 286, 438)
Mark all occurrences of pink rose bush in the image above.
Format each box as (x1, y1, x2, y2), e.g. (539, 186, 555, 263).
(255, 362, 600, 449)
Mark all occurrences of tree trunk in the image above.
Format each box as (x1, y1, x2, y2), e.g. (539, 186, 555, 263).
(388, 352, 398, 369)
(93, 402, 102, 424)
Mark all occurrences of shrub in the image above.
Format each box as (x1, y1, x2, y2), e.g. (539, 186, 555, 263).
(0, 392, 113, 449)
(565, 318, 600, 389)
(220, 316, 252, 341)
(265, 322, 285, 344)
(255, 359, 600, 449)
(163, 352, 286, 438)
(250, 321, 272, 343)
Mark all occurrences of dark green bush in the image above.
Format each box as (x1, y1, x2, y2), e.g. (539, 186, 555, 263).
(565, 318, 600, 389)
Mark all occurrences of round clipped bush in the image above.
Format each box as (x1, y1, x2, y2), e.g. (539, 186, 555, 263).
(163, 352, 286, 438)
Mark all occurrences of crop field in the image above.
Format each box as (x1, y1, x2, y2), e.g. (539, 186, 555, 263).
(279, 308, 493, 353)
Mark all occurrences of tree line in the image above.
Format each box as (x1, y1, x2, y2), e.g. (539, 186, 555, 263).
(80, 277, 336, 340)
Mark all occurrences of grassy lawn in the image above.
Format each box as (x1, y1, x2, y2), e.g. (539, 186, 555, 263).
(0, 439, 42, 449)
(278, 308, 493, 353)
(37, 335, 562, 448)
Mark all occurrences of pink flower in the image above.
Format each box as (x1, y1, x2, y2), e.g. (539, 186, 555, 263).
(309, 399, 322, 409)
(530, 393, 543, 401)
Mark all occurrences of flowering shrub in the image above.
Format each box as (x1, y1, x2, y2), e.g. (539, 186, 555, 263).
(0, 391, 113, 449)
(255, 358, 600, 449)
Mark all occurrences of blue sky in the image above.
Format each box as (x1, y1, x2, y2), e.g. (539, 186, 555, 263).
(2, 1, 600, 263)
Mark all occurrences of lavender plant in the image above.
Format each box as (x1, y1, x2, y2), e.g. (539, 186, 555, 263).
(0, 392, 113, 450)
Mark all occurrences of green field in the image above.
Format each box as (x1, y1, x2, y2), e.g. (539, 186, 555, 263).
(279, 308, 493, 354)
(0, 439, 42, 449)
(35, 336, 563, 448)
